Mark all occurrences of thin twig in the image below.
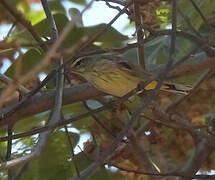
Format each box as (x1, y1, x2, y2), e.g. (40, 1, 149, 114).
(171, 47, 200, 69)
(177, 6, 202, 38)
(0, 85, 140, 170)
(105, 0, 121, 12)
(0, 74, 30, 94)
(129, 133, 159, 175)
(1, 24, 210, 117)
(41, 0, 63, 127)
(164, 0, 177, 73)
(71, 90, 158, 180)
(6, 124, 13, 160)
(108, 163, 215, 179)
(82, 101, 117, 138)
(0, 50, 215, 126)
(133, 0, 145, 69)
(0, 83, 102, 126)
(101, 0, 127, 6)
(174, 136, 215, 180)
(0, 0, 130, 122)
(61, 28, 214, 58)
(0, 83, 140, 142)
(41, 0, 58, 41)
(33, 0, 63, 162)
(0, 0, 94, 108)
(4, 22, 16, 41)
(153, 105, 199, 138)
(64, 125, 80, 177)
(6, 124, 13, 180)
(104, 0, 130, 15)
(157, 0, 178, 94)
(0, 0, 66, 170)
(0, 0, 46, 51)
(190, 0, 215, 31)
(69, 0, 132, 58)
(13, 163, 29, 180)
(167, 70, 213, 111)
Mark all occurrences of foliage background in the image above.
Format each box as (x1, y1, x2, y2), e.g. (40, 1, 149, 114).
(0, 0, 215, 179)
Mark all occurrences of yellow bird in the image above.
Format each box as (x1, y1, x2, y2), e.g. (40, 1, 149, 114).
(70, 56, 192, 97)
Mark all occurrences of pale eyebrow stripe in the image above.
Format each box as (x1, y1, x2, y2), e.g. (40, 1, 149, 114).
(71, 57, 83, 67)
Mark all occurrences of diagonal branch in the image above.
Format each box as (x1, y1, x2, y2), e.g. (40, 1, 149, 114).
(175, 136, 215, 180)
(133, 0, 145, 68)
(190, 0, 215, 31)
(71, 104, 146, 180)
(0, 84, 103, 126)
(0, 0, 46, 51)
(0, 0, 94, 108)
(0, 51, 214, 127)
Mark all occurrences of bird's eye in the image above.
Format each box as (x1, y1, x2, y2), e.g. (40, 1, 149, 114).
(74, 60, 81, 67)
(72, 58, 83, 68)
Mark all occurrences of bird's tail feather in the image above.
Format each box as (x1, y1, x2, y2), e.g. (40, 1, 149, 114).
(161, 82, 192, 95)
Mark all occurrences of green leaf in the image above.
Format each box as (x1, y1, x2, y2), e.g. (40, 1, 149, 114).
(90, 167, 124, 180)
(33, 13, 85, 48)
(48, 0, 66, 15)
(123, 21, 135, 30)
(62, 102, 94, 132)
(70, 152, 123, 180)
(0, 136, 7, 157)
(24, 10, 46, 25)
(68, 0, 86, 5)
(5, 48, 43, 78)
(71, 152, 92, 172)
(21, 131, 79, 180)
(178, 0, 215, 30)
(121, 48, 138, 65)
(145, 36, 169, 66)
(9, 13, 69, 44)
(62, 102, 87, 118)
(71, 115, 94, 132)
(83, 23, 128, 49)
(13, 110, 50, 133)
(9, 23, 36, 44)
(11, 13, 128, 50)
(33, 13, 68, 38)
(156, 3, 171, 28)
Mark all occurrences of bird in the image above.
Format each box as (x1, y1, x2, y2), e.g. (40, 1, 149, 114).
(70, 55, 192, 97)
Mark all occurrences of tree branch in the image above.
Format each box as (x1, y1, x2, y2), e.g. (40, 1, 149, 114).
(133, 0, 145, 68)
(71, 94, 155, 180)
(175, 136, 215, 180)
(0, 0, 46, 51)
(0, 84, 103, 127)
(0, 0, 94, 108)
(0, 51, 214, 127)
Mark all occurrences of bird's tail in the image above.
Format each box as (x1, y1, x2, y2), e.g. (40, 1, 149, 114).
(161, 82, 192, 95)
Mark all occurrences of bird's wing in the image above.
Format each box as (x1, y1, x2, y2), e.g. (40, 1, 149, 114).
(161, 82, 192, 95)
(116, 61, 156, 80)
(116, 61, 192, 94)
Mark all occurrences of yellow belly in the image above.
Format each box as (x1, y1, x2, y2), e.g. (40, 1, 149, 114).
(86, 70, 158, 97)
(87, 70, 139, 97)
(94, 75, 139, 97)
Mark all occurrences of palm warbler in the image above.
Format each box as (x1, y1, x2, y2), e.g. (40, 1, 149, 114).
(70, 56, 192, 97)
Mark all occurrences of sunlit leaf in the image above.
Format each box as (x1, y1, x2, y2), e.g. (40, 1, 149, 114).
(178, 0, 215, 30)
(84, 23, 128, 49)
(25, 10, 46, 25)
(68, 0, 86, 5)
(13, 110, 50, 133)
(5, 48, 43, 78)
(48, 0, 66, 15)
(21, 131, 79, 179)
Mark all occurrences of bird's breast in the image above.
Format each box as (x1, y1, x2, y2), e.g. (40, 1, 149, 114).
(88, 70, 141, 97)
